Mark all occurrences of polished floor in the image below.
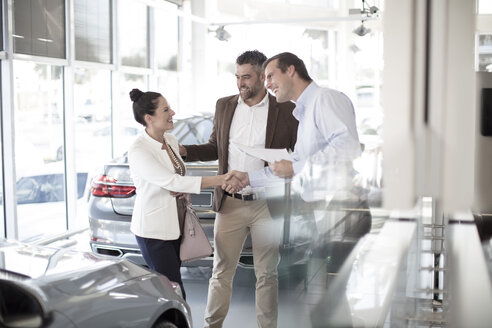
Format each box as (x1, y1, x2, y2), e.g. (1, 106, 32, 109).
(68, 230, 324, 327)
(62, 208, 389, 328)
(183, 261, 326, 328)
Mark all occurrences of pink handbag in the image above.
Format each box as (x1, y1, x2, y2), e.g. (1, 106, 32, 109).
(180, 198, 213, 262)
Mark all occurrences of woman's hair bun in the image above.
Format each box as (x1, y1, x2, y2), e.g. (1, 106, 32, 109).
(129, 88, 144, 102)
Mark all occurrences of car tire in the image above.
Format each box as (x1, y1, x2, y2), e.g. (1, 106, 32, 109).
(152, 320, 179, 328)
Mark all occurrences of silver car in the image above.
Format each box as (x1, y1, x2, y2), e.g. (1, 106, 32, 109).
(0, 238, 192, 328)
(88, 113, 316, 272)
(88, 114, 222, 267)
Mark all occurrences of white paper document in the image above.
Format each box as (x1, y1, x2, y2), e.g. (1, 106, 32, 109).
(232, 143, 292, 163)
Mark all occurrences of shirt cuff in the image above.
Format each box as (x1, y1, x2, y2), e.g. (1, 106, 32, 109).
(248, 167, 269, 188)
(292, 159, 306, 175)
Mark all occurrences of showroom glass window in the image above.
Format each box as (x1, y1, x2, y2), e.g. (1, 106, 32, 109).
(67, 68, 112, 230)
(74, 0, 112, 64)
(13, 61, 66, 240)
(157, 73, 179, 115)
(13, 0, 65, 58)
(114, 73, 146, 158)
(73, 68, 112, 175)
(155, 2, 178, 71)
(119, 0, 149, 67)
(155, 2, 179, 109)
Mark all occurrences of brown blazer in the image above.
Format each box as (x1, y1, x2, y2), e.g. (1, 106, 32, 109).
(184, 93, 298, 212)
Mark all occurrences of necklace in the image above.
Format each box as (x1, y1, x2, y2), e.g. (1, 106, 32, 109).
(163, 137, 184, 176)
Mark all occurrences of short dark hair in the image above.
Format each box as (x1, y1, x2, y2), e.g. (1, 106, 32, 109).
(236, 50, 267, 75)
(129, 88, 162, 126)
(263, 52, 312, 82)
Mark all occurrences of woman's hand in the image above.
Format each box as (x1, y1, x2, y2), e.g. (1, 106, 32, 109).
(170, 191, 186, 199)
(221, 170, 249, 193)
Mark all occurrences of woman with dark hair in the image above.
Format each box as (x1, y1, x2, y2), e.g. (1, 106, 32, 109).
(128, 88, 242, 299)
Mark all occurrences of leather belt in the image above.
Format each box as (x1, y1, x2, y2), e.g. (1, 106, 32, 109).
(224, 192, 261, 201)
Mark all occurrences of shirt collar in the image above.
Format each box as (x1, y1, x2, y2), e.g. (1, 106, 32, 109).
(296, 81, 317, 108)
(238, 91, 269, 108)
(143, 129, 164, 148)
(293, 82, 317, 120)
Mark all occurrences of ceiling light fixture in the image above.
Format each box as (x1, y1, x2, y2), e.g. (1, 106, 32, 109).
(349, 0, 379, 36)
(213, 26, 231, 42)
(349, 0, 379, 18)
(353, 21, 371, 37)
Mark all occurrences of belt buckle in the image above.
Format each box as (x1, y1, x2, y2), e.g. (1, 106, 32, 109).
(243, 193, 256, 201)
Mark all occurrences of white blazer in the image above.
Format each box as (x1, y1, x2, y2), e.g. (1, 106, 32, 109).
(128, 131, 202, 240)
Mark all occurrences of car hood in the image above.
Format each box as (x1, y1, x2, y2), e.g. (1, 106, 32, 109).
(1, 239, 189, 328)
(0, 239, 149, 297)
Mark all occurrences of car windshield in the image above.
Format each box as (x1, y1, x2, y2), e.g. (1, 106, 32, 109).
(171, 115, 213, 144)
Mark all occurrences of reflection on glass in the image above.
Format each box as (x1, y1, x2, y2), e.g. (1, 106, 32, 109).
(114, 73, 146, 158)
(478, 34, 492, 72)
(74, 0, 112, 64)
(13, 0, 66, 58)
(155, 3, 178, 71)
(13, 61, 66, 241)
(119, 0, 148, 67)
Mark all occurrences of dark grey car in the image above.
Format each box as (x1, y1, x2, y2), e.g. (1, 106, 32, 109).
(0, 238, 191, 328)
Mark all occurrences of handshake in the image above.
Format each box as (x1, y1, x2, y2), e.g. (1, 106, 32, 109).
(220, 170, 250, 194)
(179, 144, 294, 194)
(218, 159, 294, 194)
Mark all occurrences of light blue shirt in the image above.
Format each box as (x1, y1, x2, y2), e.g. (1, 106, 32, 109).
(249, 82, 361, 188)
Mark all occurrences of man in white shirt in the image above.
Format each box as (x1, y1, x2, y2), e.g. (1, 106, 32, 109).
(226, 52, 361, 194)
(225, 52, 371, 253)
(179, 50, 298, 328)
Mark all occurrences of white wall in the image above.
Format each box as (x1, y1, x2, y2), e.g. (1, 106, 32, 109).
(383, 0, 476, 212)
(474, 72, 492, 213)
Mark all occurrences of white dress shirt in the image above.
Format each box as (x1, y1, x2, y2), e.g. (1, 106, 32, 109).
(249, 82, 360, 188)
(228, 92, 269, 193)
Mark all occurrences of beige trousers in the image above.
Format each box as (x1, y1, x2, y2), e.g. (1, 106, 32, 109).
(204, 196, 281, 328)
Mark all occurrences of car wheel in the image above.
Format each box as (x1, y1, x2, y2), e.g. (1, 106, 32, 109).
(152, 320, 179, 328)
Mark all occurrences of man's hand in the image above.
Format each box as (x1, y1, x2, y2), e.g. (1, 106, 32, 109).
(178, 144, 187, 157)
(269, 160, 294, 178)
(170, 191, 186, 199)
(222, 170, 250, 194)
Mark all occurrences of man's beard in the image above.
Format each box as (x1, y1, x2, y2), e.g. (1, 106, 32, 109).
(240, 85, 259, 100)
